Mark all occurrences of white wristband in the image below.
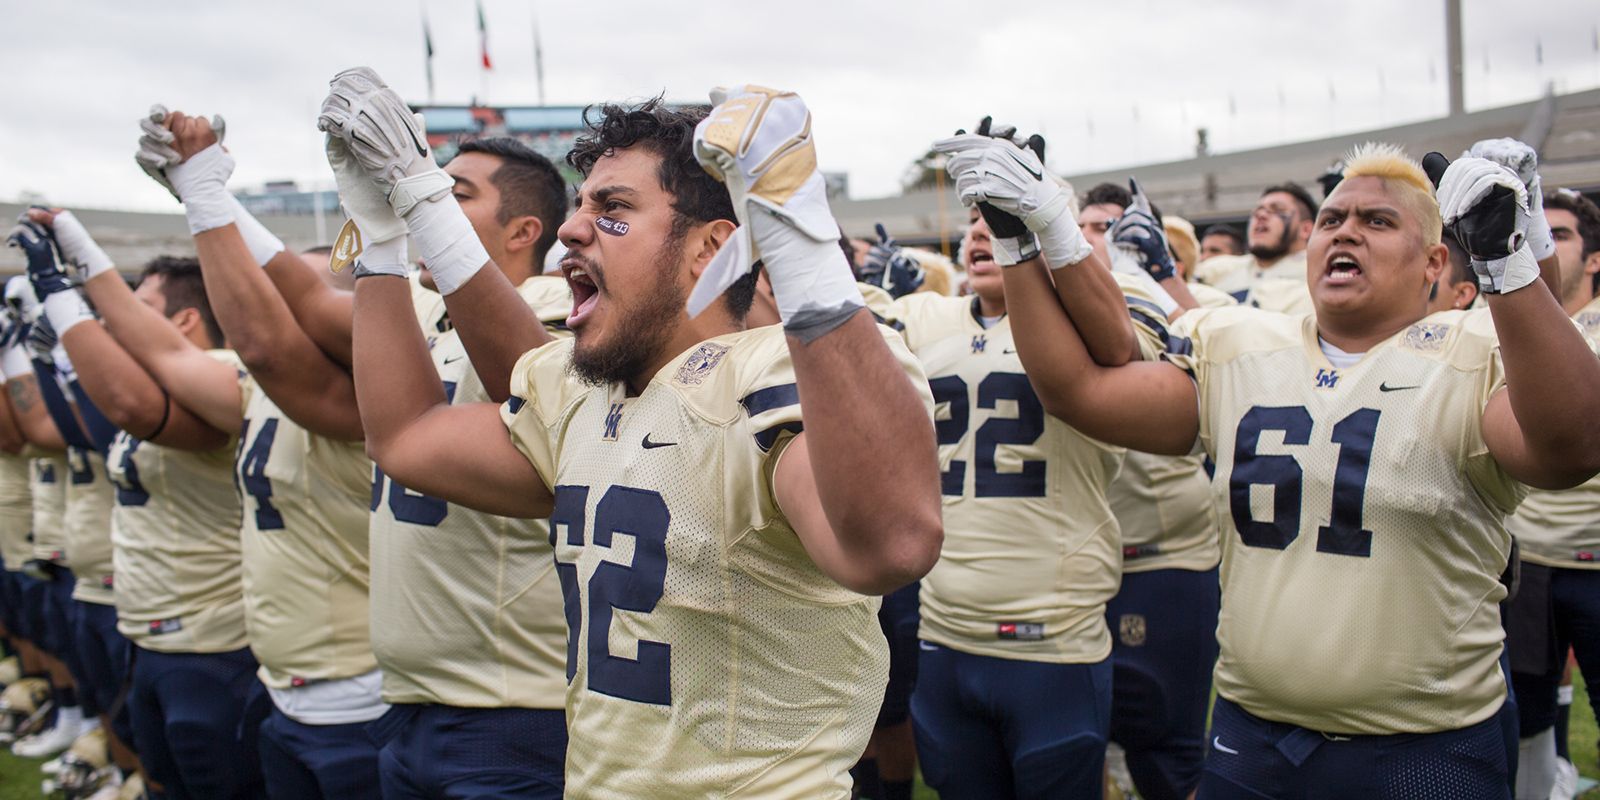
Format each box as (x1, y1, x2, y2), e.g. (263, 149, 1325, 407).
(352, 235, 409, 279)
(225, 196, 285, 267)
(1, 342, 30, 380)
(51, 212, 115, 281)
(42, 291, 96, 338)
(169, 144, 237, 235)
(403, 193, 488, 295)
(1038, 215, 1095, 270)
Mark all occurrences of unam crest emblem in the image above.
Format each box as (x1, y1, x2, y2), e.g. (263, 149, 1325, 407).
(1402, 322, 1450, 352)
(1576, 312, 1600, 338)
(1119, 614, 1146, 647)
(675, 343, 731, 386)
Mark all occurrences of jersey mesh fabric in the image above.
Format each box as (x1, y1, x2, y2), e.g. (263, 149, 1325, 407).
(64, 448, 115, 603)
(29, 455, 67, 561)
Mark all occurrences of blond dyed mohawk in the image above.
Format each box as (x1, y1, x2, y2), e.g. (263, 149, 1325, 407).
(1340, 142, 1443, 245)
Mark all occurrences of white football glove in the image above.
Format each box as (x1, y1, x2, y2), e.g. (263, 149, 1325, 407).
(4, 276, 39, 325)
(48, 211, 114, 282)
(1464, 138, 1553, 261)
(165, 143, 237, 235)
(692, 85, 860, 339)
(932, 123, 1091, 269)
(318, 67, 484, 292)
(1436, 155, 1538, 295)
(136, 105, 224, 202)
(324, 134, 407, 246)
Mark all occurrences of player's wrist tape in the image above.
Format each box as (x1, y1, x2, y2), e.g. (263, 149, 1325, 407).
(223, 196, 285, 267)
(1037, 214, 1095, 269)
(49, 212, 115, 281)
(351, 235, 409, 279)
(41, 291, 95, 338)
(990, 234, 1040, 267)
(1475, 246, 1540, 295)
(1526, 221, 1556, 262)
(402, 193, 488, 295)
(168, 144, 237, 235)
(751, 212, 865, 342)
(0, 341, 30, 380)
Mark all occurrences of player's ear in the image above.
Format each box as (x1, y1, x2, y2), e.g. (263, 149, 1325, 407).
(168, 307, 201, 337)
(689, 219, 738, 280)
(1455, 281, 1479, 310)
(1584, 251, 1600, 278)
(504, 215, 542, 255)
(1422, 242, 1448, 287)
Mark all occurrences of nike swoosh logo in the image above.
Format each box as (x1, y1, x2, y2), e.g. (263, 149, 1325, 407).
(1212, 736, 1239, 755)
(1004, 150, 1043, 181)
(641, 434, 677, 450)
(442, 356, 464, 365)
(405, 122, 429, 159)
(1002, 348, 1018, 354)
(1379, 382, 1420, 392)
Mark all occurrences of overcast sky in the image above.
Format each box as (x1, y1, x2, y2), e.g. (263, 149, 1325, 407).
(1, 0, 1596, 212)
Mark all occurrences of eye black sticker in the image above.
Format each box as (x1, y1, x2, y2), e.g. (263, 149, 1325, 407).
(596, 216, 630, 236)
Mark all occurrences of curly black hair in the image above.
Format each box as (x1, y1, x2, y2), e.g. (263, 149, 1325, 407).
(566, 97, 759, 318)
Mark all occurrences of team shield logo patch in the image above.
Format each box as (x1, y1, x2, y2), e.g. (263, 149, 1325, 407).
(675, 343, 731, 386)
(1401, 322, 1450, 352)
(1119, 613, 1147, 647)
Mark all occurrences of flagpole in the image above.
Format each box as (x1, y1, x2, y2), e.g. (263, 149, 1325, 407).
(533, 4, 546, 106)
(422, 4, 435, 105)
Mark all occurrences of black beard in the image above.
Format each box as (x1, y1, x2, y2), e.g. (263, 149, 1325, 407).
(1248, 218, 1294, 262)
(568, 234, 687, 387)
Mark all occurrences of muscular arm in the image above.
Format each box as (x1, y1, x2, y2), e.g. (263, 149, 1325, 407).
(1481, 285, 1600, 489)
(0, 384, 26, 455)
(79, 271, 241, 437)
(6, 375, 66, 450)
(439, 266, 553, 402)
(193, 228, 363, 440)
(773, 311, 942, 596)
(1048, 252, 1140, 365)
(265, 257, 356, 368)
(1002, 259, 1201, 454)
(58, 319, 228, 451)
(352, 275, 550, 517)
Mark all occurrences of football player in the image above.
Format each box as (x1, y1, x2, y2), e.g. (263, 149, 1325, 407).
(1192, 182, 1319, 313)
(320, 70, 942, 798)
(14, 213, 259, 800)
(969, 137, 1600, 797)
(891, 151, 1145, 795)
(124, 109, 387, 799)
(170, 91, 577, 793)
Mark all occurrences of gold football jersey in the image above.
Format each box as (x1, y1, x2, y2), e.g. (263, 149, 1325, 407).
(1193, 251, 1311, 314)
(108, 350, 246, 653)
(1188, 281, 1242, 310)
(1506, 295, 1600, 568)
(369, 275, 570, 710)
(64, 447, 115, 605)
(894, 293, 1123, 664)
(236, 374, 377, 688)
(1166, 307, 1522, 734)
(0, 452, 30, 570)
(501, 324, 930, 799)
(29, 455, 67, 562)
(1111, 283, 1222, 573)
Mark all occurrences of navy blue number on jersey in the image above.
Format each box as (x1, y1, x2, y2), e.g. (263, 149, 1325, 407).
(110, 434, 150, 507)
(549, 484, 672, 706)
(369, 381, 456, 526)
(929, 372, 1047, 498)
(1230, 406, 1380, 556)
(236, 418, 284, 531)
(65, 448, 95, 486)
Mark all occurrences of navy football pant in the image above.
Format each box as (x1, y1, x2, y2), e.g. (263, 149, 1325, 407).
(877, 581, 921, 727)
(369, 704, 566, 799)
(1510, 567, 1600, 737)
(72, 600, 134, 746)
(127, 646, 263, 800)
(911, 642, 1112, 800)
(1105, 566, 1219, 800)
(257, 706, 382, 800)
(1197, 695, 1513, 800)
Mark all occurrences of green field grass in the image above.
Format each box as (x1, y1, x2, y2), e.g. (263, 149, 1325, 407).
(2, 678, 1596, 799)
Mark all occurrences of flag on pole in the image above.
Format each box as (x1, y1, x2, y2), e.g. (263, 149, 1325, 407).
(477, 0, 493, 70)
(423, 9, 436, 102)
(532, 6, 546, 105)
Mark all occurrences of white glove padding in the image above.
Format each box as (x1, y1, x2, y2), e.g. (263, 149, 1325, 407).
(324, 134, 406, 246)
(137, 105, 225, 202)
(50, 211, 115, 282)
(3, 276, 38, 324)
(1437, 156, 1539, 295)
(166, 144, 237, 235)
(1464, 137, 1554, 261)
(691, 85, 859, 337)
(931, 132, 1090, 269)
(316, 67, 453, 216)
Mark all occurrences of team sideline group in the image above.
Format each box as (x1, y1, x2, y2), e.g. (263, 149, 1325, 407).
(0, 66, 1597, 800)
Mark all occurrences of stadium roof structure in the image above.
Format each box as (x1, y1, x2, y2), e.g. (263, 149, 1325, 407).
(834, 86, 1600, 248)
(3, 87, 1598, 273)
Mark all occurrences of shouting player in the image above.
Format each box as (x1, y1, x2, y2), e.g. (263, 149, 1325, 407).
(318, 68, 942, 798)
(962, 134, 1600, 796)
